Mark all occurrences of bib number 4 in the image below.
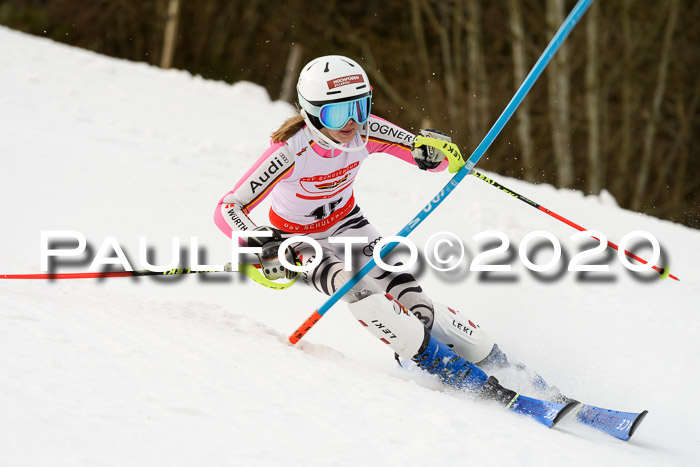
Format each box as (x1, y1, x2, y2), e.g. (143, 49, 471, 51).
(306, 198, 343, 221)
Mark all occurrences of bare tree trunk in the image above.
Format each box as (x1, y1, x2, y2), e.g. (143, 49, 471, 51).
(453, 0, 464, 123)
(229, 1, 261, 69)
(508, 0, 535, 181)
(599, 79, 611, 192)
(546, 0, 573, 188)
(191, 0, 218, 64)
(160, 0, 180, 69)
(466, 0, 490, 143)
(632, 0, 680, 211)
(279, 43, 303, 102)
(419, 1, 457, 120)
(614, 0, 633, 199)
(208, 1, 241, 64)
(410, 0, 437, 128)
(585, 0, 601, 194)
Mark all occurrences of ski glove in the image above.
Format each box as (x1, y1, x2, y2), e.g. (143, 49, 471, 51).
(411, 128, 451, 170)
(246, 226, 300, 281)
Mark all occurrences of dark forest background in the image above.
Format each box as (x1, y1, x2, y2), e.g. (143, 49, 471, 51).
(2, 0, 699, 227)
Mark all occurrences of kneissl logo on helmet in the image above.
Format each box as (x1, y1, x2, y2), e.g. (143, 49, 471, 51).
(327, 74, 364, 89)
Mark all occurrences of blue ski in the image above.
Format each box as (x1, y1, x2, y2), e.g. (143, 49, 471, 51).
(506, 394, 578, 428)
(572, 403, 648, 441)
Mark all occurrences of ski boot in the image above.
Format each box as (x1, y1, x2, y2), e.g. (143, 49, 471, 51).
(412, 332, 488, 392)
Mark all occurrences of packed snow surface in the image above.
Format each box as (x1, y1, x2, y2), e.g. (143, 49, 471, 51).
(1, 27, 699, 466)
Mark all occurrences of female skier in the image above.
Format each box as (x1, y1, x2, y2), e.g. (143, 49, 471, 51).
(214, 55, 513, 401)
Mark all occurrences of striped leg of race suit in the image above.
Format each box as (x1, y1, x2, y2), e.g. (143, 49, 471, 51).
(289, 206, 435, 330)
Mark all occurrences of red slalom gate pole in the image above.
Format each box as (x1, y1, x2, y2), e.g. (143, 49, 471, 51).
(472, 170, 679, 281)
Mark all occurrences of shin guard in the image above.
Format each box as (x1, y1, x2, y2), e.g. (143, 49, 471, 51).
(431, 302, 495, 364)
(347, 293, 426, 359)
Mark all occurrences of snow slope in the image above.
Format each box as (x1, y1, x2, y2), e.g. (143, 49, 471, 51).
(1, 26, 699, 466)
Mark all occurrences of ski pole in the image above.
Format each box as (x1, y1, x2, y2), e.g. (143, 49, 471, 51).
(471, 170, 678, 281)
(0, 263, 299, 290)
(288, 0, 594, 345)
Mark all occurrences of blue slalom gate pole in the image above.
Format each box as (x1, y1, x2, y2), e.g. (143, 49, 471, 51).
(289, 0, 594, 344)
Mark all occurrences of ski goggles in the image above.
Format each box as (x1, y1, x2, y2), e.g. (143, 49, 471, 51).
(300, 93, 372, 130)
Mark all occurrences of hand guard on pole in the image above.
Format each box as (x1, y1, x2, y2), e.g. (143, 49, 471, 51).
(246, 226, 300, 281)
(411, 129, 451, 170)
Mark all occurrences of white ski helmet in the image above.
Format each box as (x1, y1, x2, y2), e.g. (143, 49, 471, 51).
(297, 55, 372, 152)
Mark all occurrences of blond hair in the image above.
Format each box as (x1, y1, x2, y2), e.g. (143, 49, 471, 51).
(271, 114, 305, 143)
